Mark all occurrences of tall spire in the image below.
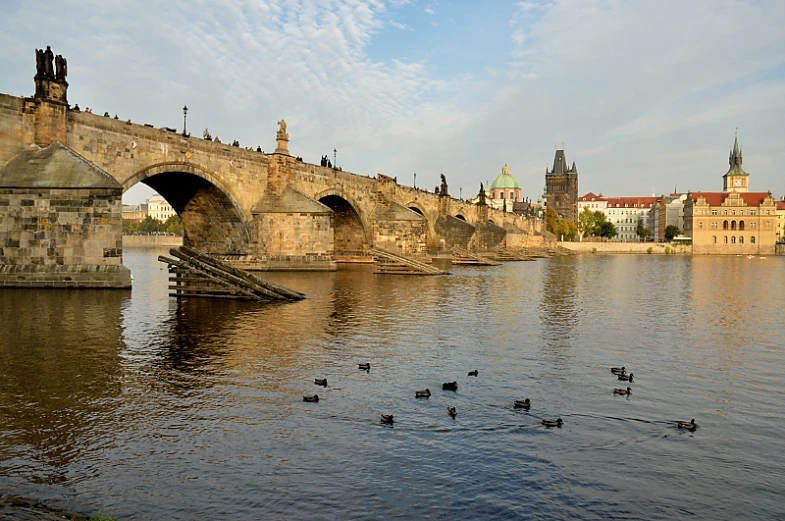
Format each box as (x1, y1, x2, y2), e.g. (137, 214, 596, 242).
(729, 129, 742, 168)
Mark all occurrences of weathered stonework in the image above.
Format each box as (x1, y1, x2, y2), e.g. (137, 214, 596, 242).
(0, 142, 130, 288)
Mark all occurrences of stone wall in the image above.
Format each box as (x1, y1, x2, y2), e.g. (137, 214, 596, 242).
(434, 215, 476, 250)
(0, 94, 32, 167)
(558, 241, 691, 254)
(122, 234, 183, 247)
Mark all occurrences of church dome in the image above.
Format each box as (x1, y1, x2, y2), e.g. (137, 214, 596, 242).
(490, 164, 520, 190)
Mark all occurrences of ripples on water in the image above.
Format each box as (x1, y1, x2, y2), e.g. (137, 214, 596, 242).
(1, 250, 784, 520)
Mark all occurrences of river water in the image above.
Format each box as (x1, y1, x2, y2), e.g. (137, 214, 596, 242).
(1, 249, 784, 520)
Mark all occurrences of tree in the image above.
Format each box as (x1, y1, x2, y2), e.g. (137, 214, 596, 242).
(636, 221, 651, 241)
(165, 215, 183, 235)
(664, 225, 681, 242)
(577, 207, 596, 239)
(598, 221, 617, 239)
(545, 207, 577, 240)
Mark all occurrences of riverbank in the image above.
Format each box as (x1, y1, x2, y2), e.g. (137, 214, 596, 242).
(558, 241, 691, 254)
(122, 234, 182, 248)
(0, 495, 113, 521)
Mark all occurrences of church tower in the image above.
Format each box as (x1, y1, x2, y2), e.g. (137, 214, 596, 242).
(545, 147, 579, 221)
(722, 131, 749, 193)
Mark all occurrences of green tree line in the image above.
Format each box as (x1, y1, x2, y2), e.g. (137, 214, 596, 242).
(123, 215, 183, 235)
(575, 207, 618, 240)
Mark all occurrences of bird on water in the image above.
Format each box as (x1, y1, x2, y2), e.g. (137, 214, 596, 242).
(442, 381, 458, 391)
(314, 378, 327, 387)
(415, 389, 431, 398)
(514, 399, 531, 409)
(468, 370, 478, 377)
(542, 418, 563, 427)
(358, 363, 371, 371)
(678, 419, 698, 431)
(614, 387, 632, 396)
(611, 366, 626, 374)
(303, 394, 319, 402)
(618, 373, 634, 382)
(381, 414, 394, 424)
(448, 407, 457, 418)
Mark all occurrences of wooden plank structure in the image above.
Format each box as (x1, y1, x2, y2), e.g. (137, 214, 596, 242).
(158, 246, 306, 302)
(452, 246, 501, 266)
(368, 247, 446, 275)
(494, 247, 536, 261)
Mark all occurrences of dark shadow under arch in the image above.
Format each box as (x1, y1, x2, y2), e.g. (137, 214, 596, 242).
(319, 194, 367, 256)
(125, 164, 250, 254)
(455, 214, 467, 222)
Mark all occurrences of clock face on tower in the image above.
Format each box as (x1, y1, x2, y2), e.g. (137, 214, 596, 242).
(734, 179, 741, 187)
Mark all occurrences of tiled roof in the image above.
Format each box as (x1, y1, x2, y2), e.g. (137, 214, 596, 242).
(605, 196, 658, 209)
(689, 191, 772, 206)
(578, 192, 605, 201)
(774, 200, 785, 211)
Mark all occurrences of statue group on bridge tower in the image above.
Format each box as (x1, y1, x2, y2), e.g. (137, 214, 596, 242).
(34, 45, 68, 103)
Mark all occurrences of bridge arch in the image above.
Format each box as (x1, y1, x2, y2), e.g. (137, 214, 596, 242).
(125, 161, 251, 254)
(455, 214, 467, 222)
(314, 188, 369, 256)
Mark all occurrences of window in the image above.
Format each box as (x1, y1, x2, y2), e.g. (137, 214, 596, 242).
(731, 221, 736, 230)
(751, 210, 757, 216)
(739, 221, 745, 230)
(711, 222, 718, 229)
(712, 236, 717, 244)
(751, 222, 757, 229)
(711, 209, 718, 215)
(731, 236, 736, 244)
(698, 221, 704, 229)
(739, 236, 744, 244)
(724, 236, 728, 244)
(751, 236, 756, 244)
(698, 209, 704, 215)
(724, 209, 729, 215)
(723, 220, 729, 230)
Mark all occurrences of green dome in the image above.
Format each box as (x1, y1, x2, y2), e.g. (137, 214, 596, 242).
(490, 164, 520, 190)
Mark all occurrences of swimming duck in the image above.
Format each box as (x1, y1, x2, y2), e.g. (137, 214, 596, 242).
(678, 419, 698, 431)
(468, 370, 478, 377)
(617, 373, 634, 382)
(448, 407, 457, 418)
(415, 389, 431, 398)
(358, 363, 371, 371)
(442, 381, 458, 391)
(614, 387, 632, 396)
(611, 366, 626, 374)
(514, 399, 531, 409)
(542, 418, 563, 427)
(303, 394, 319, 402)
(314, 378, 328, 387)
(380, 414, 394, 424)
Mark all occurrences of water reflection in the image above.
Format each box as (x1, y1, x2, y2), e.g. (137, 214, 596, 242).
(0, 289, 128, 478)
(539, 256, 579, 350)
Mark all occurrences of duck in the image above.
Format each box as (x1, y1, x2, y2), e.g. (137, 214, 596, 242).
(442, 381, 458, 391)
(303, 394, 319, 402)
(448, 407, 457, 418)
(358, 363, 371, 371)
(677, 419, 698, 431)
(610, 366, 626, 374)
(380, 414, 394, 424)
(617, 373, 634, 382)
(514, 398, 531, 409)
(314, 378, 328, 387)
(542, 418, 563, 427)
(468, 370, 478, 377)
(614, 387, 632, 396)
(415, 389, 431, 398)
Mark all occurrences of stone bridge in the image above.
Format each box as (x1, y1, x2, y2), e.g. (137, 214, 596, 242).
(0, 60, 546, 271)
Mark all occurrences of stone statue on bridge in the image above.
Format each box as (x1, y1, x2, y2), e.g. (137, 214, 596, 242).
(476, 183, 487, 206)
(439, 173, 448, 197)
(275, 119, 290, 155)
(55, 54, 67, 82)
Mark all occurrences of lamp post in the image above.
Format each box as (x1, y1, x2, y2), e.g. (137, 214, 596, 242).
(182, 105, 188, 137)
(413, 172, 417, 190)
(333, 148, 337, 168)
(460, 187, 462, 200)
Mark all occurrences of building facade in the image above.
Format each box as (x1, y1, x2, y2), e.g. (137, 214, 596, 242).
(683, 135, 777, 254)
(776, 199, 785, 243)
(147, 194, 175, 222)
(545, 148, 578, 222)
(488, 164, 523, 212)
(577, 192, 657, 241)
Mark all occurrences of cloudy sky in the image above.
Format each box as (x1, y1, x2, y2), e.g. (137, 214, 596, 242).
(1, 0, 784, 205)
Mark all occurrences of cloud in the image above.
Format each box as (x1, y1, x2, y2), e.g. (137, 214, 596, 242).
(424, 6, 434, 15)
(1, 0, 784, 204)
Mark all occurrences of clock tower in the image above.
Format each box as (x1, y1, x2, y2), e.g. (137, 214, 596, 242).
(722, 132, 749, 193)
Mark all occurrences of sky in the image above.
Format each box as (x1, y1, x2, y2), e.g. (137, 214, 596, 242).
(1, 0, 784, 205)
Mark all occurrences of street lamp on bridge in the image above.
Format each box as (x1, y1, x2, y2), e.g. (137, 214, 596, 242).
(182, 105, 188, 137)
(413, 172, 417, 190)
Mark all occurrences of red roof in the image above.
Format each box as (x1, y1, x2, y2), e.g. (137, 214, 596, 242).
(605, 196, 658, 209)
(689, 191, 772, 206)
(776, 201, 785, 211)
(579, 192, 605, 201)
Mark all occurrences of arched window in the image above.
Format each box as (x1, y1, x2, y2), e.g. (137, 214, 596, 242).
(723, 220, 729, 230)
(731, 220, 736, 230)
(712, 236, 717, 243)
(739, 236, 744, 244)
(751, 236, 756, 244)
(724, 236, 728, 244)
(739, 220, 745, 230)
(731, 236, 736, 244)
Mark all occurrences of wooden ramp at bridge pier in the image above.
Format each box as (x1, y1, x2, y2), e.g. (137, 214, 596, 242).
(158, 246, 306, 302)
(452, 246, 501, 266)
(494, 248, 536, 261)
(368, 247, 447, 275)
